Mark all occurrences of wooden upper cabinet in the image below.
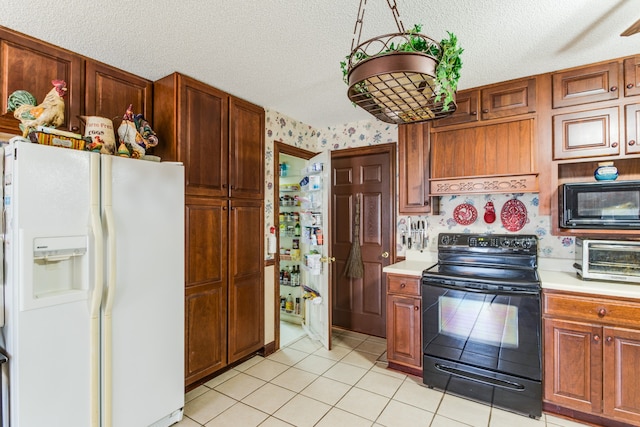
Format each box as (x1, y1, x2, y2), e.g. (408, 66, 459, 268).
(553, 107, 620, 160)
(481, 78, 536, 119)
(430, 119, 537, 194)
(624, 56, 640, 97)
(153, 73, 264, 199)
(432, 89, 479, 127)
(398, 123, 431, 213)
(626, 103, 640, 155)
(552, 61, 620, 108)
(153, 72, 229, 197)
(229, 96, 265, 200)
(0, 27, 83, 135)
(84, 60, 153, 123)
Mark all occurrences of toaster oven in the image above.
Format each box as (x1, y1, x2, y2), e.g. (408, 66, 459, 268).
(574, 238, 640, 283)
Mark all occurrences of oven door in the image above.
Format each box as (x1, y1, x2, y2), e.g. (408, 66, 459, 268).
(422, 281, 541, 381)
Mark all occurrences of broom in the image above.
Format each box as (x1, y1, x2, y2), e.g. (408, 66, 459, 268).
(343, 193, 364, 278)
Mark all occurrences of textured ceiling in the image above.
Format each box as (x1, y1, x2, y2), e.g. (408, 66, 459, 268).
(1, 0, 639, 128)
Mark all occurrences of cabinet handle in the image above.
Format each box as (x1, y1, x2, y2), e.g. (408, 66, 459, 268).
(400, 283, 406, 288)
(594, 334, 601, 342)
(470, 111, 477, 116)
(628, 83, 635, 89)
(611, 142, 618, 148)
(610, 86, 618, 92)
(606, 336, 613, 343)
(424, 199, 430, 206)
(71, 126, 80, 132)
(482, 109, 489, 114)
(414, 306, 419, 311)
(222, 184, 227, 189)
(598, 308, 607, 317)
(629, 140, 636, 146)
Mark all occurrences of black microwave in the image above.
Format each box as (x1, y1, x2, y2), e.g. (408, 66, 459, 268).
(560, 180, 640, 229)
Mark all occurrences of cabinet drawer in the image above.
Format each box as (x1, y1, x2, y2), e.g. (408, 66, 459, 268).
(387, 274, 420, 296)
(544, 291, 640, 328)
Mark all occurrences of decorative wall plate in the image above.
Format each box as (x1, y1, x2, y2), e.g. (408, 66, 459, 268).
(453, 203, 477, 225)
(500, 199, 528, 231)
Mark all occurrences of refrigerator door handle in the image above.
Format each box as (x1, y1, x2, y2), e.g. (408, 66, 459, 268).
(89, 153, 103, 427)
(101, 154, 116, 427)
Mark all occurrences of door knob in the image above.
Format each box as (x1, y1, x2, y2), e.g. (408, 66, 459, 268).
(320, 256, 335, 263)
(381, 251, 389, 258)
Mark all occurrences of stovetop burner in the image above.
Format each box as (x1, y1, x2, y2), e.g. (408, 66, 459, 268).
(422, 233, 540, 290)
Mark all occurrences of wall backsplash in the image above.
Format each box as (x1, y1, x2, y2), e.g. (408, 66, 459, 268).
(264, 108, 575, 262)
(397, 193, 575, 261)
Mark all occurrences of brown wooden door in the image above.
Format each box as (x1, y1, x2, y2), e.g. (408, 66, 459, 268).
(398, 123, 431, 214)
(0, 27, 83, 134)
(543, 318, 603, 413)
(481, 78, 536, 119)
(552, 61, 620, 108)
(229, 96, 265, 199)
(626, 103, 640, 155)
(228, 198, 264, 363)
(552, 107, 620, 160)
(184, 198, 228, 385)
(331, 145, 394, 337)
(602, 326, 640, 425)
(624, 56, 640, 97)
(85, 60, 153, 123)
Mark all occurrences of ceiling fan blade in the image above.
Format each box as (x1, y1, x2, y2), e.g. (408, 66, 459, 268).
(621, 18, 640, 36)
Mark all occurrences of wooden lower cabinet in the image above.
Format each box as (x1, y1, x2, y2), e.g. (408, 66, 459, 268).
(184, 197, 264, 388)
(386, 274, 422, 375)
(543, 290, 640, 426)
(185, 282, 227, 383)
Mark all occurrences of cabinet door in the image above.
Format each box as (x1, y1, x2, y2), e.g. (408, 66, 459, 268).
(398, 123, 431, 213)
(386, 294, 421, 368)
(0, 28, 83, 134)
(185, 282, 227, 385)
(432, 89, 479, 127)
(229, 96, 265, 199)
(481, 78, 536, 120)
(602, 326, 640, 425)
(185, 199, 228, 386)
(552, 62, 620, 108)
(624, 56, 640, 97)
(85, 60, 152, 123)
(625, 103, 640, 154)
(431, 119, 535, 179)
(553, 107, 620, 160)
(228, 199, 264, 363)
(543, 318, 602, 413)
(182, 77, 229, 197)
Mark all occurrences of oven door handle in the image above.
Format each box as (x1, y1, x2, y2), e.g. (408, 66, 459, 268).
(425, 281, 540, 296)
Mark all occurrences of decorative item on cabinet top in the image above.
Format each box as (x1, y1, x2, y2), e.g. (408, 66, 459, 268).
(340, 0, 462, 124)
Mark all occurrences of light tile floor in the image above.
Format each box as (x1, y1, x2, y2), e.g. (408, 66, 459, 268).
(177, 328, 592, 427)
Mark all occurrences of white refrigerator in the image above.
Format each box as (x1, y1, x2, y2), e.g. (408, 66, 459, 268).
(0, 139, 185, 427)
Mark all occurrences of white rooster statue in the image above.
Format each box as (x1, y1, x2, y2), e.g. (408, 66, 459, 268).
(7, 80, 67, 137)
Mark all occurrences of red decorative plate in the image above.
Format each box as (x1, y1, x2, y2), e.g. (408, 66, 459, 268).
(500, 199, 528, 231)
(453, 203, 478, 225)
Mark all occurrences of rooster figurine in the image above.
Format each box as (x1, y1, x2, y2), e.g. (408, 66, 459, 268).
(7, 80, 67, 137)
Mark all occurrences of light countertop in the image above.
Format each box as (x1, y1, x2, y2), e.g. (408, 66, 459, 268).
(383, 257, 640, 300)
